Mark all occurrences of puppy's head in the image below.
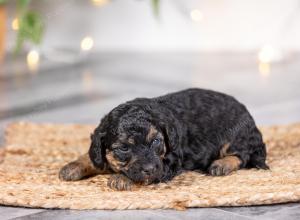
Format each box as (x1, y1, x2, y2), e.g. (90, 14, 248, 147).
(89, 104, 169, 184)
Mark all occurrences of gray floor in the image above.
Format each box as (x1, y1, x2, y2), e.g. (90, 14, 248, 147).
(0, 51, 299, 219)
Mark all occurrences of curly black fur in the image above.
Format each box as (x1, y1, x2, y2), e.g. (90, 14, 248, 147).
(89, 88, 268, 184)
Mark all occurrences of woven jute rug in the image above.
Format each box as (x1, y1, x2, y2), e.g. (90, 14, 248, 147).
(0, 122, 299, 210)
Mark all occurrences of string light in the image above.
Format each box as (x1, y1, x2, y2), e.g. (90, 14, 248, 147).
(12, 18, 19, 30)
(81, 36, 94, 51)
(257, 44, 281, 77)
(27, 50, 40, 72)
(190, 9, 203, 22)
(91, 0, 109, 7)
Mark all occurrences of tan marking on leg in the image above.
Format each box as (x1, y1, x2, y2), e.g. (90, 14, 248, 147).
(59, 153, 109, 181)
(219, 142, 231, 158)
(146, 125, 158, 142)
(107, 174, 134, 191)
(105, 151, 125, 172)
(209, 155, 241, 176)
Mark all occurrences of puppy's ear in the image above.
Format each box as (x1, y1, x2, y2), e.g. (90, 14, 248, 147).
(88, 132, 106, 169)
(160, 122, 181, 153)
(159, 121, 183, 180)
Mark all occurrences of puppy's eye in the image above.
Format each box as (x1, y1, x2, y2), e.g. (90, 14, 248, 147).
(151, 138, 160, 147)
(117, 145, 129, 152)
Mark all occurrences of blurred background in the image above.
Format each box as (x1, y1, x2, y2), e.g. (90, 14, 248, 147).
(1, 0, 300, 144)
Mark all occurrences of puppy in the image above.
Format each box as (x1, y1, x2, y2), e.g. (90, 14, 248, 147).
(59, 88, 268, 190)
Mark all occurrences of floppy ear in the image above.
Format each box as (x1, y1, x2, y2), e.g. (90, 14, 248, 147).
(159, 114, 183, 151)
(159, 120, 184, 181)
(160, 120, 183, 162)
(161, 124, 178, 152)
(88, 132, 107, 169)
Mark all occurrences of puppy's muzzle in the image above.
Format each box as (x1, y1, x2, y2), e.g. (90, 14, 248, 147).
(141, 164, 156, 177)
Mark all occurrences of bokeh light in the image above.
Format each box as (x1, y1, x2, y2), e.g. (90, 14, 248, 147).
(190, 9, 203, 22)
(81, 37, 94, 51)
(27, 50, 40, 72)
(12, 18, 19, 31)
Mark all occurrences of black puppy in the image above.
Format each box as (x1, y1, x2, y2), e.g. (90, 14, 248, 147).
(59, 88, 268, 190)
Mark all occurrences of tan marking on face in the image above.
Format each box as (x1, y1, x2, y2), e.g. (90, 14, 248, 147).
(123, 156, 138, 171)
(146, 125, 158, 142)
(117, 133, 128, 143)
(127, 137, 135, 145)
(111, 142, 122, 149)
(113, 133, 134, 146)
(160, 144, 167, 159)
(105, 150, 125, 172)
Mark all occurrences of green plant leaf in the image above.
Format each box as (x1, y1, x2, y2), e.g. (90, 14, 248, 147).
(17, 0, 31, 15)
(151, 0, 159, 17)
(15, 11, 44, 53)
(18, 0, 31, 9)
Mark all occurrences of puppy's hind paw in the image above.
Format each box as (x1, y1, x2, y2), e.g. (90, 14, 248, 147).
(208, 156, 241, 176)
(59, 161, 85, 181)
(209, 162, 232, 176)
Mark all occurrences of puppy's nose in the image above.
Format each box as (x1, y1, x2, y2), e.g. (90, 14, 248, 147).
(141, 164, 155, 176)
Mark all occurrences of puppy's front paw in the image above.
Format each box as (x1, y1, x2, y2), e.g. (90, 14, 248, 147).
(59, 161, 84, 181)
(107, 174, 133, 191)
(208, 156, 241, 176)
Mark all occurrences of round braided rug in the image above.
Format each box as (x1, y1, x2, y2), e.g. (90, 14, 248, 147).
(0, 122, 299, 210)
